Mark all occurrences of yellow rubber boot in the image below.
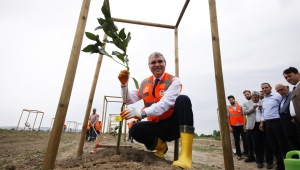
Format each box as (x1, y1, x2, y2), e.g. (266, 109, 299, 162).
(154, 138, 168, 158)
(173, 132, 194, 169)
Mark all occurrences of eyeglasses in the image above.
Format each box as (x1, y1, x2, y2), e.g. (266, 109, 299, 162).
(150, 60, 164, 65)
(276, 87, 285, 93)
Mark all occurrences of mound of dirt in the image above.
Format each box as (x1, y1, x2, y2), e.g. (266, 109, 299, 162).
(55, 147, 182, 170)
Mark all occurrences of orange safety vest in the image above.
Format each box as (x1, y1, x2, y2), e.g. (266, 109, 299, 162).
(95, 121, 102, 131)
(138, 73, 180, 122)
(89, 113, 99, 124)
(228, 104, 244, 125)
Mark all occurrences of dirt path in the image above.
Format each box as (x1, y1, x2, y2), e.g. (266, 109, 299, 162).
(0, 129, 265, 170)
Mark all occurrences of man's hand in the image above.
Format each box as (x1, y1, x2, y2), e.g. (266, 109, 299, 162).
(229, 126, 233, 133)
(259, 122, 264, 131)
(253, 104, 259, 109)
(120, 107, 142, 120)
(118, 70, 129, 85)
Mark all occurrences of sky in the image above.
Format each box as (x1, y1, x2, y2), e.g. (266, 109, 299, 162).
(0, 0, 300, 135)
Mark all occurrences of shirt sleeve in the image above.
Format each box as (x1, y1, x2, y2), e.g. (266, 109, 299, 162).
(261, 100, 265, 121)
(121, 86, 141, 104)
(143, 78, 181, 117)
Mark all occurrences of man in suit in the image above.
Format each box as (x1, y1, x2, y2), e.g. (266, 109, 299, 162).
(242, 91, 265, 169)
(275, 83, 300, 150)
(242, 90, 255, 162)
(283, 67, 300, 140)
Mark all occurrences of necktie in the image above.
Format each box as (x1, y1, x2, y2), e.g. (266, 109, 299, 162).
(152, 78, 160, 97)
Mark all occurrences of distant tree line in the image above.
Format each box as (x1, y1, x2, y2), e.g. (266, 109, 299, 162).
(194, 129, 221, 141)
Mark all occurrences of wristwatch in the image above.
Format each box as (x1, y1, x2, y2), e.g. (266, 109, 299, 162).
(141, 110, 147, 119)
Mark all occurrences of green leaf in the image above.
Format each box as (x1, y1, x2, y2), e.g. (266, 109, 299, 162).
(123, 32, 131, 48)
(107, 18, 118, 31)
(101, 22, 118, 38)
(103, 38, 113, 43)
(85, 32, 97, 41)
(132, 77, 139, 89)
(101, 0, 111, 18)
(91, 46, 100, 54)
(99, 49, 109, 55)
(112, 51, 122, 55)
(112, 51, 125, 63)
(119, 28, 126, 40)
(94, 26, 102, 31)
(97, 18, 106, 25)
(113, 38, 124, 51)
(82, 44, 95, 52)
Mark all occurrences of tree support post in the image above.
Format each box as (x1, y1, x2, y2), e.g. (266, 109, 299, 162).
(208, 0, 234, 169)
(174, 27, 179, 161)
(77, 34, 108, 157)
(42, 0, 91, 169)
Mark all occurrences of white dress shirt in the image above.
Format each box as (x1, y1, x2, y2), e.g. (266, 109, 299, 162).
(121, 73, 181, 117)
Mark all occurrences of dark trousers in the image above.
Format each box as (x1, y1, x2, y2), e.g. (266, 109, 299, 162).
(265, 118, 289, 169)
(89, 126, 96, 141)
(232, 125, 248, 156)
(286, 135, 300, 150)
(127, 130, 132, 141)
(130, 95, 194, 150)
(295, 118, 300, 142)
(249, 122, 264, 163)
(246, 130, 254, 157)
(262, 125, 273, 164)
(85, 129, 90, 141)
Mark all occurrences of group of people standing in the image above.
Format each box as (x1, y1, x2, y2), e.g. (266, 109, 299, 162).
(227, 67, 300, 170)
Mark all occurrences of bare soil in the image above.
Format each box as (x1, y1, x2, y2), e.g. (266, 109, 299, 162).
(0, 129, 265, 170)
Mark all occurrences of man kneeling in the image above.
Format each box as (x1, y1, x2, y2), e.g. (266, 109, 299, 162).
(118, 52, 194, 169)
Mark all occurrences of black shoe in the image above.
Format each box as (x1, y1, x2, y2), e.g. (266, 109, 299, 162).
(244, 157, 255, 163)
(257, 163, 264, 169)
(275, 165, 284, 170)
(243, 152, 249, 158)
(267, 164, 273, 169)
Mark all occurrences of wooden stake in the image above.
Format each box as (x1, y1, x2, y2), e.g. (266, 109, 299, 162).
(77, 34, 108, 157)
(174, 27, 179, 161)
(101, 96, 106, 134)
(113, 17, 175, 29)
(208, 0, 234, 169)
(38, 112, 44, 131)
(24, 112, 31, 130)
(16, 109, 25, 130)
(42, 0, 91, 169)
(175, 0, 190, 28)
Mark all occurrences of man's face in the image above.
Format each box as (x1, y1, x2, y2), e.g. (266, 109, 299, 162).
(275, 85, 289, 97)
(251, 95, 259, 103)
(92, 109, 96, 114)
(243, 92, 251, 100)
(149, 55, 166, 78)
(261, 84, 272, 95)
(260, 91, 264, 99)
(283, 72, 300, 85)
(228, 98, 236, 105)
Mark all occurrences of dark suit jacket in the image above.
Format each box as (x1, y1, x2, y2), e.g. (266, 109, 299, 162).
(279, 91, 297, 137)
(291, 83, 300, 121)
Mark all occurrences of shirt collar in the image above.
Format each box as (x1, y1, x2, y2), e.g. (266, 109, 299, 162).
(152, 73, 165, 82)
